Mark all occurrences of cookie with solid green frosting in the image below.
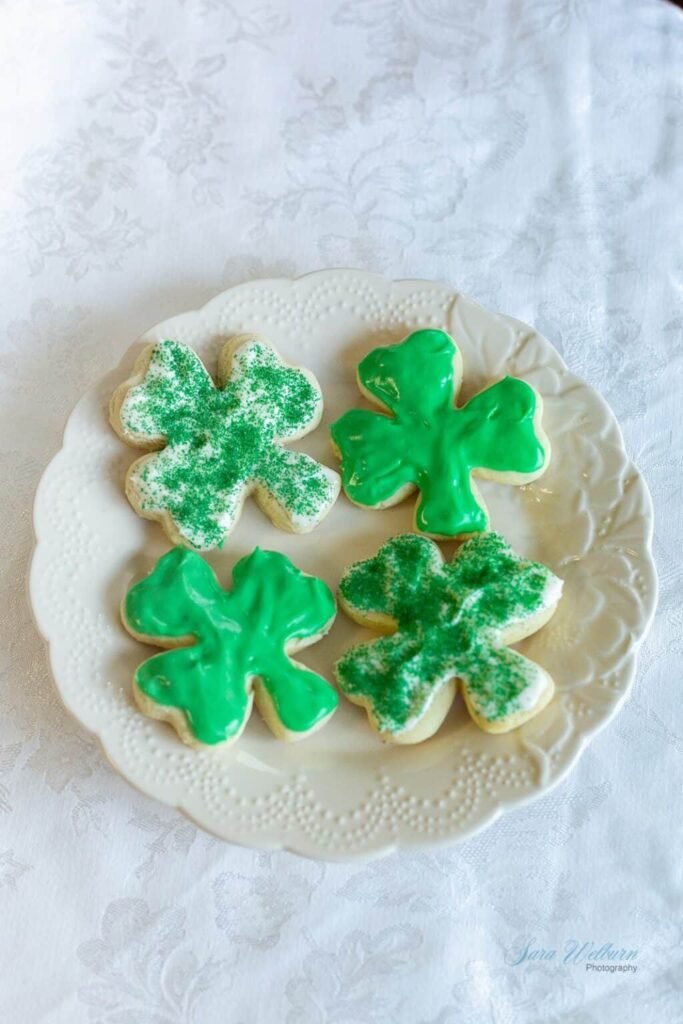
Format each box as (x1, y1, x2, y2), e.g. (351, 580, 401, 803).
(330, 328, 550, 538)
(122, 546, 338, 747)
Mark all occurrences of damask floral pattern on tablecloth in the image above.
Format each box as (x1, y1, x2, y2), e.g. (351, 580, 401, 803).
(0, 1, 681, 1021)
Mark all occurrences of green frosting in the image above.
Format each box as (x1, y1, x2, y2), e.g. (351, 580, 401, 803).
(330, 329, 548, 537)
(336, 532, 561, 735)
(118, 338, 339, 549)
(124, 547, 338, 745)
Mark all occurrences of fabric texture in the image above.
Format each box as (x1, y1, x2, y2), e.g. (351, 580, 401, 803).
(0, 1, 680, 1020)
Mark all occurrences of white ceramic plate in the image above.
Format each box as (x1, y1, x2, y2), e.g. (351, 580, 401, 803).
(30, 270, 657, 860)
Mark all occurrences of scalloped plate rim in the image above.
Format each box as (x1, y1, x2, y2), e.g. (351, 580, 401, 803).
(28, 269, 658, 861)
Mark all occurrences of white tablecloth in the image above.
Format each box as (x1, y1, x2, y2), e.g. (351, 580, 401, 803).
(1, 1, 681, 1020)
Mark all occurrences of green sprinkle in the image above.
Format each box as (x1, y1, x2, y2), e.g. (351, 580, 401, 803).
(336, 532, 562, 734)
(119, 339, 339, 549)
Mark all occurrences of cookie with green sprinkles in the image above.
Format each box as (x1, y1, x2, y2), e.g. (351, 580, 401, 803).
(122, 546, 339, 748)
(336, 532, 562, 743)
(330, 328, 550, 539)
(110, 336, 340, 550)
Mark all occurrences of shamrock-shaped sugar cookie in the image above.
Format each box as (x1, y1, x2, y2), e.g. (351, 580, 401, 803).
(123, 547, 338, 747)
(111, 336, 340, 550)
(336, 532, 562, 743)
(330, 329, 550, 538)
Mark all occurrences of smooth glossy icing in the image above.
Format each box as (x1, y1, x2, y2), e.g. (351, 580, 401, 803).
(124, 546, 338, 744)
(336, 532, 562, 735)
(117, 338, 339, 549)
(330, 329, 548, 536)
